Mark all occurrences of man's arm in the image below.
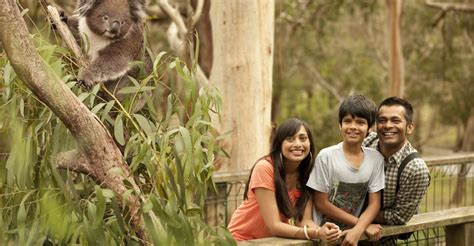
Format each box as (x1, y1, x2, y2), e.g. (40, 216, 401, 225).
(375, 163, 430, 225)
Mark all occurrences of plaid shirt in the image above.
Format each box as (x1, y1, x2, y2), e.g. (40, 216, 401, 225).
(362, 132, 430, 245)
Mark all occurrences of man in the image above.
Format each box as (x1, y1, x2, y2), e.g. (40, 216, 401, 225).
(363, 96, 430, 245)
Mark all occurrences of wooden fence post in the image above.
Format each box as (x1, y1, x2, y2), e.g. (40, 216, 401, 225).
(445, 222, 474, 246)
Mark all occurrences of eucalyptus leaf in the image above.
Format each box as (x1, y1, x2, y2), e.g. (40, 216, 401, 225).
(94, 186, 106, 227)
(3, 62, 12, 85)
(114, 114, 125, 146)
(118, 86, 155, 94)
(134, 113, 153, 137)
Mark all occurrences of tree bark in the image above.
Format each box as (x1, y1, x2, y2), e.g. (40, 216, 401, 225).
(0, 0, 147, 242)
(451, 108, 474, 204)
(425, 0, 474, 12)
(209, 0, 274, 171)
(386, 0, 405, 97)
(461, 109, 474, 152)
(192, 0, 213, 77)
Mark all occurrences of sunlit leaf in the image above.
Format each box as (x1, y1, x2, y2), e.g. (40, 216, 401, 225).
(101, 189, 115, 199)
(134, 113, 153, 137)
(94, 186, 106, 228)
(3, 62, 12, 85)
(118, 86, 155, 94)
(91, 102, 106, 114)
(114, 114, 125, 146)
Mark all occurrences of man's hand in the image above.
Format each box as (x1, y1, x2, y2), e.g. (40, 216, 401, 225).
(365, 224, 382, 241)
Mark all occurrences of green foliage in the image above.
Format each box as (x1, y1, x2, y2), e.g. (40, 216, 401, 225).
(403, 1, 474, 127)
(274, 0, 386, 151)
(0, 28, 233, 245)
(274, 1, 472, 152)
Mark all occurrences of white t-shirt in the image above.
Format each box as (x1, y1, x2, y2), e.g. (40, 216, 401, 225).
(306, 142, 385, 229)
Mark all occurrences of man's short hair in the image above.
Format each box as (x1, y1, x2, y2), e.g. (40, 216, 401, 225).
(338, 94, 377, 127)
(378, 97, 414, 124)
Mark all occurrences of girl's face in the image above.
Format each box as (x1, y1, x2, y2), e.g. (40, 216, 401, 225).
(281, 126, 310, 166)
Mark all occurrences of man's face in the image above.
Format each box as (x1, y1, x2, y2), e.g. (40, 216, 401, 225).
(376, 105, 413, 151)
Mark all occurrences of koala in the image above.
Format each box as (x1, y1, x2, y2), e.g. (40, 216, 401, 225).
(63, 0, 151, 102)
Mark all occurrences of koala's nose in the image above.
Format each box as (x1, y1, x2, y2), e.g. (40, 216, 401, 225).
(110, 21, 120, 34)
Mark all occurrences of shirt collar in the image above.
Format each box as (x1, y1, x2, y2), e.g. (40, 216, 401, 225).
(387, 141, 413, 167)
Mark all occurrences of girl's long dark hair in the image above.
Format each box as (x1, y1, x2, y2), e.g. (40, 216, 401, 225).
(243, 118, 315, 221)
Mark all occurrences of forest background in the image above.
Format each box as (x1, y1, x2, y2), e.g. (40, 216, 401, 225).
(0, 0, 472, 245)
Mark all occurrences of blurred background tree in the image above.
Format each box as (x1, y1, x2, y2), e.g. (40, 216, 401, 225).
(273, 0, 473, 154)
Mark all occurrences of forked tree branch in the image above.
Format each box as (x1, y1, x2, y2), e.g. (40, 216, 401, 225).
(425, 0, 474, 12)
(157, 0, 209, 86)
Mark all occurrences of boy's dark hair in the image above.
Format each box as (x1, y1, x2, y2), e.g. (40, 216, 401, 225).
(243, 118, 315, 221)
(378, 96, 414, 124)
(338, 94, 377, 127)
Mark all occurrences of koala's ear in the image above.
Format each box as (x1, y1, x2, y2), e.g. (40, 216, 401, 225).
(75, 0, 99, 16)
(128, 0, 146, 22)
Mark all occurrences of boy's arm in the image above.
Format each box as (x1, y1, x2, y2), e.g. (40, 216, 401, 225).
(341, 191, 381, 245)
(313, 191, 359, 226)
(309, 150, 359, 226)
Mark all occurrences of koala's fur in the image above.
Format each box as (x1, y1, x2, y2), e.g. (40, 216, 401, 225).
(64, 0, 151, 101)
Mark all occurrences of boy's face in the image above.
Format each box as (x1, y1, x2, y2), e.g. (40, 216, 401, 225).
(340, 115, 369, 145)
(376, 105, 413, 151)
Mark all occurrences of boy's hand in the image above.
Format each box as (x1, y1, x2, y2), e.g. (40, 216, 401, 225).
(340, 227, 364, 246)
(318, 222, 341, 243)
(365, 224, 382, 241)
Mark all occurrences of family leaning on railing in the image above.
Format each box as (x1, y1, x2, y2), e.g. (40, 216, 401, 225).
(227, 96, 431, 246)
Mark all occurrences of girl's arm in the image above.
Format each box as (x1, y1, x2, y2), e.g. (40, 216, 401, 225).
(297, 197, 319, 228)
(297, 196, 341, 242)
(255, 188, 310, 239)
(256, 188, 340, 241)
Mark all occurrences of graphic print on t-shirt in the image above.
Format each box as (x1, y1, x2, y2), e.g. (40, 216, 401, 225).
(322, 180, 369, 229)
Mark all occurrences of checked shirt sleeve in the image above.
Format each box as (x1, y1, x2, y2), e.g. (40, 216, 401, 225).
(383, 158, 430, 225)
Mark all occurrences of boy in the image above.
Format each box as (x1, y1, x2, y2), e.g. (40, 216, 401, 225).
(307, 94, 385, 245)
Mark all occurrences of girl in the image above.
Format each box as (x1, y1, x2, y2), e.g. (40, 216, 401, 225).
(228, 118, 341, 242)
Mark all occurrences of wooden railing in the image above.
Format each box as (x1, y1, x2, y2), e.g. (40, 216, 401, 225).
(206, 153, 474, 244)
(242, 206, 474, 245)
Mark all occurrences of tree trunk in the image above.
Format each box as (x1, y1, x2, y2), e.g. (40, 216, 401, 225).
(209, 0, 274, 171)
(461, 109, 474, 152)
(451, 108, 474, 205)
(192, 0, 213, 77)
(386, 0, 405, 97)
(0, 0, 148, 241)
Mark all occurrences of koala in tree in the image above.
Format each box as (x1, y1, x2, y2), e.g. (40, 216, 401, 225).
(63, 0, 151, 101)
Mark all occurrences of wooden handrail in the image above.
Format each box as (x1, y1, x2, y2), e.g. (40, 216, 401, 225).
(243, 206, 474, 245)
(376, 206, 474, 237)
